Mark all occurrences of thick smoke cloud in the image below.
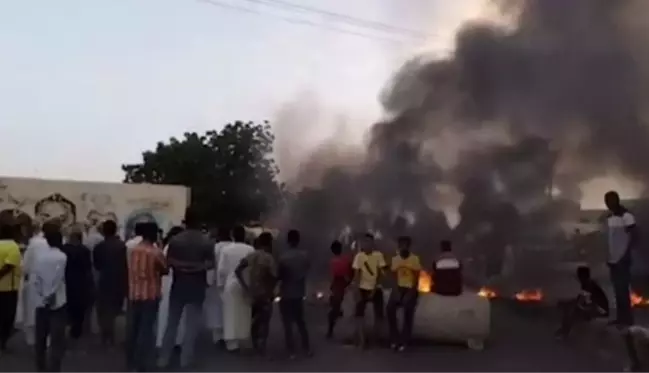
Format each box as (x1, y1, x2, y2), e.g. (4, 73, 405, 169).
(281, 0, 649, 280)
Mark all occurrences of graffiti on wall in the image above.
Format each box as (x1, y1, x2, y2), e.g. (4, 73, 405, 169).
(81, 192, 119, 230)
(0, 178, 184, 243)
(123, 208, 166, 239)
(34, 193, 77, 227)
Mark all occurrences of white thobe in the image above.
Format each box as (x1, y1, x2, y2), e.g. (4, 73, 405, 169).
(156, 245, 185, 347)
(21, 234, 49, 345)
(218, 242, 254, 350)
(203, 241, 230, 342)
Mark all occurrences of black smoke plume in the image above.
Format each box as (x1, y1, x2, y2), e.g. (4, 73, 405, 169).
(281, 0, 649, 282)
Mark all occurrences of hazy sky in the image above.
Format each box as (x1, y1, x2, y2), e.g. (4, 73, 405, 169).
(0, 0, 484, 181)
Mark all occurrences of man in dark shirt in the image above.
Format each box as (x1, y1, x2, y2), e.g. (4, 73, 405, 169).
(61, 228, 94, 340)
(556, 266, 609, 338)
(278, 229, 312, 358)
(158, 206, 214, 370)
(235, 232, 277, 355)
(93, 220, 128, 346)
(432, 240, 463, 296)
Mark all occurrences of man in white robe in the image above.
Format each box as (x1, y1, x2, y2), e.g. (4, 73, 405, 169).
(204, 228, 231, 344)
(218, 226, 254, 351)
(156, 234, 185, 348)
(21, 226, 50, 346)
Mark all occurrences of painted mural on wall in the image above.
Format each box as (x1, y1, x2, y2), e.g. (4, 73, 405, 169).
(0, 177, 189, 242)
(123, 209, 166, 239)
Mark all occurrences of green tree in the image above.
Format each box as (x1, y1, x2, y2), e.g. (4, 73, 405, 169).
(122, 121, 283, 226)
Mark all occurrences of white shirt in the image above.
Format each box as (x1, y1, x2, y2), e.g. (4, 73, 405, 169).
(23, 233, 49, 278)
(207, 241, 230, 286)
(84, 230, 104, 251)
(217, 242, 254, 288)
(607, 211, 635, 264)
(32, 247, 67, 309)
(126, 236, 143, 252)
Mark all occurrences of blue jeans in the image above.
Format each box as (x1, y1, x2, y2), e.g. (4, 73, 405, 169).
(125, 299, 159, 372)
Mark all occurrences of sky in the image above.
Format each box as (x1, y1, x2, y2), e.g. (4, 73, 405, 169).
(0, 0, 482, 180)
(0, 0, 634, 208)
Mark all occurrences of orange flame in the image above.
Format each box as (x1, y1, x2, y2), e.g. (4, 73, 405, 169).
(515, 289, 543, 302)
(478, 287, 497, 299)
(418, 271, 432, 293)
(631, 292, 649, 307)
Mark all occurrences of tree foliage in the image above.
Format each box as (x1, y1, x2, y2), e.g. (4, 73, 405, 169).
(122, 121, 283, 226)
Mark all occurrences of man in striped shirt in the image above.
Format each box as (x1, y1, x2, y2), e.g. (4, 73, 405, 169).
(125, 222, 167, 372)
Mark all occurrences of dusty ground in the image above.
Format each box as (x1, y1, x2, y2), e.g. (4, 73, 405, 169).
(0, 300, 630, 372)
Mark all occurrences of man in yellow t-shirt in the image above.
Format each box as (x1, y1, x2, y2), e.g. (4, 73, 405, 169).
(351, 233, 387, 347)
(386, 235, 420, 352)
(0, 223, 22, 351)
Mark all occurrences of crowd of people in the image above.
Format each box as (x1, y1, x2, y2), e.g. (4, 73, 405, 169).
(0, 204, 467, 372)
(0, 190, 641, 371)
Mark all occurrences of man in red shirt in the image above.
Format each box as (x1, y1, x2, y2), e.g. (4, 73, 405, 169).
(126, 222, 168, 372)
(327, 240, 352, 339)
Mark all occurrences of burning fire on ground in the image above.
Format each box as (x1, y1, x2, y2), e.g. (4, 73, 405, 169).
(418, 270, 498, 299)
(418, 271, 432, 293)
(631, 292, 649, 307)
(514, 289, 544, 302)
(477, 287, 497, 299)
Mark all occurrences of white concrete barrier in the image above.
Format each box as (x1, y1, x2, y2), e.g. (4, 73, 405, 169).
(342, 289, 491, 349)
(411, 291, 491, 349)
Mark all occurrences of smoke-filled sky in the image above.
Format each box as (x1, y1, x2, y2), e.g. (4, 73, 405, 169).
(0, 0, 640, 209)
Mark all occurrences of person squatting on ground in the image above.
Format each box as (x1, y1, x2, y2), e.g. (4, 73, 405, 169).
(556, 266, 609, 339)
(326, 240, 352, 339)
(277, 229, 313, 358)
(386, 236, 421, 352)
(125, 222, 168, 372)
(351, 233, 387, 348)
(235, 232, 277, 355)
(32, 224, 68, 372)
(0, 223, 21, 352)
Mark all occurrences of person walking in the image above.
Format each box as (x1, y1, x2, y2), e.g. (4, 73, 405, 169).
(125, 222, 167, 372)
(93, 220, 128, 346)
(277, 229, 312, 359)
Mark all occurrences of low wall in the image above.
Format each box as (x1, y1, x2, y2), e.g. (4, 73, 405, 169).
(0, 176, 189, 239)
